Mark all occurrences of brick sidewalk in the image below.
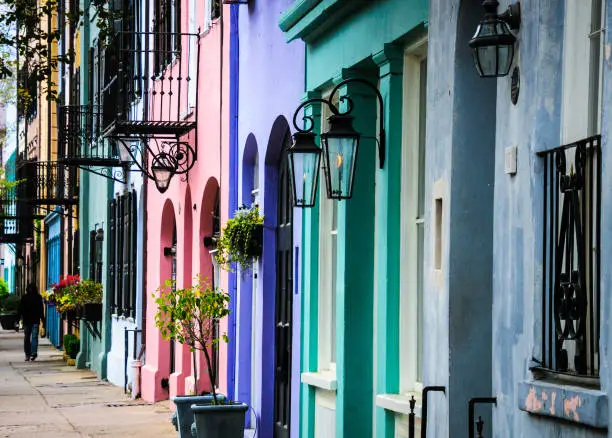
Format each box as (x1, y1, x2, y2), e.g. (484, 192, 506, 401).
(0, 330, 175, 437)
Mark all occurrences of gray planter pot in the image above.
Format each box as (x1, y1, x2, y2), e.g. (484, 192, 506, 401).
(172, 395, 226, 438)
(0, 313, 18, 330)
(191, 402, 248, 438)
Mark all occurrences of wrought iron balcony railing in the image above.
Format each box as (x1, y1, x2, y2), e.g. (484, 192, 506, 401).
(17, 160, 79, 206)
(58, 105, 124, 166)
(101, 31, 200, 140)
(0, 187, 35, 243)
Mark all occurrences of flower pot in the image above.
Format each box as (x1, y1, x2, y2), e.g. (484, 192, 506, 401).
(172, 394, 226, 438)
(247, 223, 263, 258)
(82, 303, 102, 322)
(191, 402, 248, 438)
(0, 313, 18, 330)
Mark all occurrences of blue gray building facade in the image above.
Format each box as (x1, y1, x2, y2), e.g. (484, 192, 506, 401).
(425, 0, 612, 436)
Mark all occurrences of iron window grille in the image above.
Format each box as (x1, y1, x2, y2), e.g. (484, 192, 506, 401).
(538, 135, 601, 377)
(108, 191, 137, 317)
(89, 229, 104, 284)
(154, 0, 181, 73)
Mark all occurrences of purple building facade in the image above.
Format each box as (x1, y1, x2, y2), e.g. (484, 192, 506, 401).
(233, 2, 305, 437)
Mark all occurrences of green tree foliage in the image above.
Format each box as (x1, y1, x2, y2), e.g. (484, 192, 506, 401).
(154, 275, 230, 401)
(0, 278, 9, 297)
(0, 0, 117, 102)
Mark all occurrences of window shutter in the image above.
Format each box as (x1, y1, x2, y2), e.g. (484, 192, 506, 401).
(88, 47, 94, 106)
(72, 229, 79, 275)
(130, 191, 137, 318)
(116, 195, 124, 314)
(95, 230, 104, 283)
(109, 199, 116, 313)
(89, 230, 96, 280)
(122, 193, 130, 315)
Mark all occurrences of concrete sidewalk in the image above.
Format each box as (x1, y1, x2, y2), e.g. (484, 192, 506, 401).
(0, 329, 175, 437)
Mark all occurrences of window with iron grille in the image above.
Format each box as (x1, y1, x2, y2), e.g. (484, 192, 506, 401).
(537, 0, 604, 378)
(89, 229, 104, 284)
(154, 0, 181, 72)
(108, 191, 137, 317)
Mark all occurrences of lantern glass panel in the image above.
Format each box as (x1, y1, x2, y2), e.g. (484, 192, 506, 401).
(288, 149, 321, 208)
(118, 140, 134, 163)
(470, 20, 516, 77)
(322, 135, 359, 199)
(152, 166, 173, 193)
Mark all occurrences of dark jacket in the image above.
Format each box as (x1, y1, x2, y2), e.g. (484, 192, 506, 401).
(18, 293, 44, 325)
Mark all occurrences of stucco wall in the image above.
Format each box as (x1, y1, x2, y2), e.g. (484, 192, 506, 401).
(490, 0, 611, 437)
(428, 0, 612, 437)
(425, 0, 497, 437)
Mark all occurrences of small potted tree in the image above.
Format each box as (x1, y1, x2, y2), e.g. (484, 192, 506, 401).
(155, 275, 247, 438)
(214, 205, 264, 272)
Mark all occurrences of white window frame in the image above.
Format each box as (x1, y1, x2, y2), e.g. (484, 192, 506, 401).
(561, 0, 604, 143)
(317, 97, 338, 377)
(186, 0, 198, 112)
(399, 40, 428, 396)
(204, 0, 221, 30)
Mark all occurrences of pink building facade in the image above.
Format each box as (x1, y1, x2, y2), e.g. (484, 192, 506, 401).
(141, 2, 231, 402)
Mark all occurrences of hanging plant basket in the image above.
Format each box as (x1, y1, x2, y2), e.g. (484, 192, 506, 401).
(82, 302, 103, 322)
(215, 206, 264, 271)
(62, 308, 77, 321)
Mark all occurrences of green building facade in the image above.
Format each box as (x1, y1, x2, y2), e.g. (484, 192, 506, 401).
(280, 1, 428, 437)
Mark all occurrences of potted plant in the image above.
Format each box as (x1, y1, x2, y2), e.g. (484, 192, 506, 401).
(214, 205, 264, 271)
(155, 275, 247, 438)
(0, 292, 20, 330)
(63, 333, 80, 360)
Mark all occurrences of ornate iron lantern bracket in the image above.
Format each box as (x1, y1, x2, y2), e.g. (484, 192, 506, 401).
(292, 77, 386, 169)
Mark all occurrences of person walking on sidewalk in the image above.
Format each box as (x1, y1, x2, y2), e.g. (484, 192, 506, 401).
(17, 283, 45, 361)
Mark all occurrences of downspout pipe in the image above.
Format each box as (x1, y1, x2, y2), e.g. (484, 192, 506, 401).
(227, 2, 239, 402)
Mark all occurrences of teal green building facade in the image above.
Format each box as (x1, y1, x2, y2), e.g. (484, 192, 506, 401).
(280, 1, 428, 437)
(74, 4, 112, 378)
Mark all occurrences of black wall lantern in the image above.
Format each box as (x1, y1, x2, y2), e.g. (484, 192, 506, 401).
(287, 132, 321, 208)
(289, 78, 385, 208)
(469, 0, 521, 78)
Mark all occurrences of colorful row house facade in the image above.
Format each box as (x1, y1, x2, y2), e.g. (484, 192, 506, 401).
(279, 1, 430, 437)
(4, 0, 612, 438)
(233, 0, 305, 437)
